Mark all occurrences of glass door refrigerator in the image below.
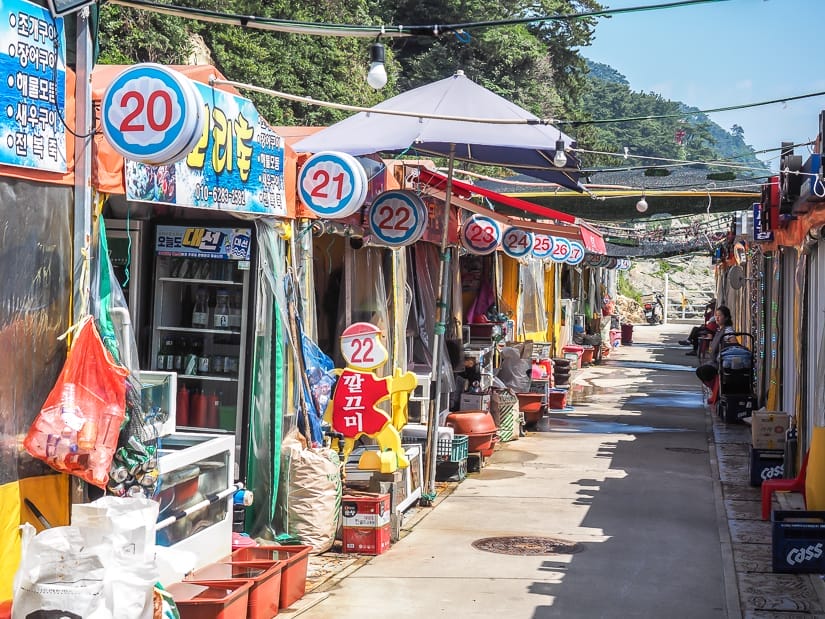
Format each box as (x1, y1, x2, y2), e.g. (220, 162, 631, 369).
(150, 225, 252, 471)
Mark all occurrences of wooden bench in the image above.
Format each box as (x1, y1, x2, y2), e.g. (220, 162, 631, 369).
(775, 491, 807, 512)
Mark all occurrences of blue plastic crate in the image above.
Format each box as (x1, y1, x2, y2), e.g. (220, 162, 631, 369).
(772, 511, 825, 573)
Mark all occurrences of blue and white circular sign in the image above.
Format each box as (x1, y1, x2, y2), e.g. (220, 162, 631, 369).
(461, 214, 501, 255)
(101, 64, 205, 166)
(501, 227, 534, 259)
(532, 234, 555, 260)
(617, 258, 632, 271)
(368, 190, 427, 247)
(566, 241, 585, 265)
(549, 236, 572, 263)
(298, 151, 368, 218)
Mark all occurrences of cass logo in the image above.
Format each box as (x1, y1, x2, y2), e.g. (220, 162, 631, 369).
(786, 542, 824, 566)
(761, 464, 783, 481)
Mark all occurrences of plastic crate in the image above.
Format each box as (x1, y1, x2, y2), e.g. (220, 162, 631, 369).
(436, 458, 468, 482)
(772, 511, 825, 573)
(404, 434, 468, 462)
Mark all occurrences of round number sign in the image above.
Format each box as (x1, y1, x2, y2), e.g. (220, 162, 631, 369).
(617, 258, 632, 271)
(298, 151, 368, 218)
(101, 64, 205, 166)
(461, 214, 501, 255)
(501, 227, 534, 259)
(549, 237, 572, 263)
(566, 241, 585, 265)
(532, 234, 555, 260)
(368, 190, 428, 247)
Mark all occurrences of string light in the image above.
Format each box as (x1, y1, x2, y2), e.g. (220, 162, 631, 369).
(366, 42, 387, 89)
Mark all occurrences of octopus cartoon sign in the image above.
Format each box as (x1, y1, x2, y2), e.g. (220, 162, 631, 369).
(325, 322, 416, 468)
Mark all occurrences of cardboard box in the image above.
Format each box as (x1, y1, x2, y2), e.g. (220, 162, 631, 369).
(342, 493, 390, 528)
(460, 392, 491, 411)
(752, 411, 790, 449)
(342, 523, 391, 555)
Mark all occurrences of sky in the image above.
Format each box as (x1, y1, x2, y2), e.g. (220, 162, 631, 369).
(581, 0, 825, 172)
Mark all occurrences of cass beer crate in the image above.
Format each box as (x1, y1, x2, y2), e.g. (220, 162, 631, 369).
(772, 511, 825, 573)
(749, 447, 784, 487)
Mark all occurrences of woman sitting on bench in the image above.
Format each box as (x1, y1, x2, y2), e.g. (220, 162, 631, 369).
(695, 305, 737, 402)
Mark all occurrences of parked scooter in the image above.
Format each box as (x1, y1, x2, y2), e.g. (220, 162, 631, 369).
(643, 293, 664, 325)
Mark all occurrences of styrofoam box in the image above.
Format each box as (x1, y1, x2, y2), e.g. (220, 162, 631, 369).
(401, 423, 453, 442)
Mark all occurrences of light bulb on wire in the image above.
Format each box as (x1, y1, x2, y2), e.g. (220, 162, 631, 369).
(366, 42, 387, 90)
(636, 195, 649, 213)
(553, 140, 567, 168)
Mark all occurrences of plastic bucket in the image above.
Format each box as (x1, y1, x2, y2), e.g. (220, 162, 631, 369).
(230, 544, 311, 609)
(167, 579, 253, 619)
(190, 561, 284, 619)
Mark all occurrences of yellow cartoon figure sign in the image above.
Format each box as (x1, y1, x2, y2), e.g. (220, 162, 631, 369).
(326, 322, 416, 468)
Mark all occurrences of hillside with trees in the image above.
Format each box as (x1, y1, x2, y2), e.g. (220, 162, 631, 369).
(94, 2, 766, 174)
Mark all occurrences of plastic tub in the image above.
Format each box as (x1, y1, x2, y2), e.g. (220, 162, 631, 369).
(167, 579, 253, 619)
(187, 561, 283, 619)
(230, 544, 311, 609)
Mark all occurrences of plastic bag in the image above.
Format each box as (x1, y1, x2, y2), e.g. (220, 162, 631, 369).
(23, 317, 129, 488)
(13, 524, 111, 619)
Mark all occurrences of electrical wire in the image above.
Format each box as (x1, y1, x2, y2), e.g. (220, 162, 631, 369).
(106, 0, 733, 39)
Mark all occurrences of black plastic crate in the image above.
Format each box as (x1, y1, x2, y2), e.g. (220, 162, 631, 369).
(772, 511, 825, 573)
(749, 447, 784, 487)
(436, 458, 467, 482)
(717, 394, 753, 423)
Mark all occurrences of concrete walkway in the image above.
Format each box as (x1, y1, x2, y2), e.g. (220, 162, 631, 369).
(290, 322, 825, 618)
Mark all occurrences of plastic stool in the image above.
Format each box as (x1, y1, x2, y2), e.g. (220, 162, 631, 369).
(761, 451, 809, 520)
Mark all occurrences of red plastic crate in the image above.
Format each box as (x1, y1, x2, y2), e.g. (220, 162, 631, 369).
(167, 579, 252, 619)
(230, 544, 311, 609)
(187, 561, 283, 618)
(342, 523, 390, 555)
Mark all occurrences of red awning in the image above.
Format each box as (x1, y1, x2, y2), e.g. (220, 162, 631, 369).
(414, 167, 605, 254)
(417, 168, 576, 224)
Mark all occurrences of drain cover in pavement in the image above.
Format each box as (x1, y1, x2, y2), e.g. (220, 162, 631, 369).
(665, 447, 707, 454)
(472, 536, 584, 556)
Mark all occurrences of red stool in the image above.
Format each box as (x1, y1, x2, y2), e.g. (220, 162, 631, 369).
(761, 451, 809, 520)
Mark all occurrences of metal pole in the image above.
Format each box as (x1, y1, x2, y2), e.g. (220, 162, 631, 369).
(663, 273, 669, 325)
(422, 145, 455, 506)
(72, 8, 93, 325)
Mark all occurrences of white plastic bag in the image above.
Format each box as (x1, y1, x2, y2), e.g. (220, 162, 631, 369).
(71, 496, 160, 618)
(71, 495, 159, 562)
(13, 524, 112, 619)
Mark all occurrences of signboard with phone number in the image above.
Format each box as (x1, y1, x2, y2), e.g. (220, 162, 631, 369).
(122, 74, 286, 216)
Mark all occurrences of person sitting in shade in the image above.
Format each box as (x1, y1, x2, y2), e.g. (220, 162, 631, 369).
(695, 305, 737, 403)
(680, 298, 716, 356)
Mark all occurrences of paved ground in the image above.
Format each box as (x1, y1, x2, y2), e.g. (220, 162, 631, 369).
(286, 322, 825, 618)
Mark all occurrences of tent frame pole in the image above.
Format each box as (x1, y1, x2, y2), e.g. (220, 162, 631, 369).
(423, 145, 456, 504)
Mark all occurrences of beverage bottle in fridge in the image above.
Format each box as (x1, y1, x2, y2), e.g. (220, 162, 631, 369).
(206, 391, 219, 427)
(229, 292, 241, 329)
(213, 289, 230, 329)
(156, 337, 167, 370)
(163, 335, 176, 370)
(192, 287, 209, 328)
(190, 390, 207, 427)
(176, 385, 190, 426)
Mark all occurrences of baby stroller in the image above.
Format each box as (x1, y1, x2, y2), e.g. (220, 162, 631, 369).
(716, 332, 755, 423)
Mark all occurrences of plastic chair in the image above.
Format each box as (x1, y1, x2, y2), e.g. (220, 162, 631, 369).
(761, 451, 809, 520)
